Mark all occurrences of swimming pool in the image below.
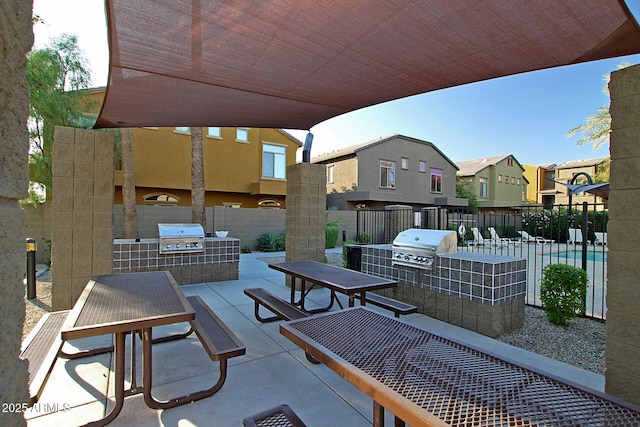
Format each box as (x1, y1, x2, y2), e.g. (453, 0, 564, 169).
(553, 250, 607, 262)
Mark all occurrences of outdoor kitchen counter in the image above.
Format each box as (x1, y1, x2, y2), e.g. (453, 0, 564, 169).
(112, 237, 240, 284)
(358, 244, 526, 337)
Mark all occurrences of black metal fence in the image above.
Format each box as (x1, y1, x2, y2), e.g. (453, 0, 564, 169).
(356, 203, 609, 319)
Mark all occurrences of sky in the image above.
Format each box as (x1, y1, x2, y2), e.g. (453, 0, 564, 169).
(32, 0, 640, 166)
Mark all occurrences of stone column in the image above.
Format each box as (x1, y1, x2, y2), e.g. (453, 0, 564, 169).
(0, 1, 32, 424)
(606, 64, 640, 405)
(51, 127, 114, 310)
(285, 163, 326, 263)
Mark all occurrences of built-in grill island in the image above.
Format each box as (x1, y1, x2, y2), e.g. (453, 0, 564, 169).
(158, 223, 205, 254)
(392, 229, 457, 270)
(356, 228, 526, 338)
(113, 224, 239, 284)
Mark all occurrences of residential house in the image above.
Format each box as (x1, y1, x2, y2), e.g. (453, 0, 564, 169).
(523, 163, 558, 205)
(552, 157, 609, 206)
(456, 154, 529, 210)
(312, 134, 467, 210)
(87, 88, 302, 208)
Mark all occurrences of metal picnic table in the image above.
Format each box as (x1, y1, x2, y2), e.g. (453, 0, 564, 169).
(280, 307, 640, 427)
(269, 260, 397, 312)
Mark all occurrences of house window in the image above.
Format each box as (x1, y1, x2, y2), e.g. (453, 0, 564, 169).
(517, 178, 521, 185)
(511, 177, 515, 184)
(401, 157, 409, 170)
(144, 193, 179, 206)
(380, 160, 396, 188)
(430, 169, 442, 193)
(327, 165, 334, 183)
(174, 127, 190, 134)
(236, 127, 249, 142)
(479, 177, 488, 198)
(504, 176, 509, 184)
(419, 161, 426, 173)
(498, 174, 502, 183)
(258, 199, 282, 209)
(207, 127, 221, 138)
(507, 157, 513, 166)
(262, 143, 286, 179)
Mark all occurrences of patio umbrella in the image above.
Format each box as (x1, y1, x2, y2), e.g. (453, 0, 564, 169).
(94, 0, 640, 130)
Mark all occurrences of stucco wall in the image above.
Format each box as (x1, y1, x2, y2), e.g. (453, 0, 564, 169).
(0, 1, 32, 424)
(605, 64, 640, 405)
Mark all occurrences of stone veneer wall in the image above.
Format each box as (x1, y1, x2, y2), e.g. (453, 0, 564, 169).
(606, 65, 640, 405)
(361, 245, 525, 337)
(285, 163, 326, 263)
(51, 127, 114, 310)
(0, 1, 32, 424)
(112, 237, 239, 284)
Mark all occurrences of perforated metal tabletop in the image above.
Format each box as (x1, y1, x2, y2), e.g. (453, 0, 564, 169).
(281, 307, 640, 427)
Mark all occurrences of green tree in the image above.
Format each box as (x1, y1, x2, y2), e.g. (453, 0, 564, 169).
(26, 33, 93, 201)
(567, 62, 632, 150)
(455, 176, 478, 211)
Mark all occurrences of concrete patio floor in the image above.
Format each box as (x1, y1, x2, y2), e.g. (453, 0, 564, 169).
(25, 249, 604, 426)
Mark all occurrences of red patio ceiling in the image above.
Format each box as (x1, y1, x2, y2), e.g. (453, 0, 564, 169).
(94, 0, 640, 130)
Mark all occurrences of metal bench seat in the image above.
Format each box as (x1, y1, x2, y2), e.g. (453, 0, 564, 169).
(20, 310, 69, 406)
(365, 292, 418, 318)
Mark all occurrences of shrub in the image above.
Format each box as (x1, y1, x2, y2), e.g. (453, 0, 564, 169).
(256, 232, 286, 252)
(540, 264, 588, 325)
(241, 245, 252, 253)
(326, 213, 340, 248)
(358, 232, 371, 244)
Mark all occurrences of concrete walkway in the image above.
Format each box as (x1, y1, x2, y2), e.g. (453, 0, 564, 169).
(25, 249, 603, 426)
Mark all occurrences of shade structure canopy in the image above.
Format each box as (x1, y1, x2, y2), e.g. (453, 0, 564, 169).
(556, 181, 610, 199)
(94, 0, 640, 130)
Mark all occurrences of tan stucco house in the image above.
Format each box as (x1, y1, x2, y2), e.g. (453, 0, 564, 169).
(312, 134, 467, 210)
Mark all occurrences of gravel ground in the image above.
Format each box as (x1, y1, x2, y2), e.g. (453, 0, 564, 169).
(24, 258, 607, 375)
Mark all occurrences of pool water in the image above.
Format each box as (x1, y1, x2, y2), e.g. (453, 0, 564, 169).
(554, 250, 607, 262)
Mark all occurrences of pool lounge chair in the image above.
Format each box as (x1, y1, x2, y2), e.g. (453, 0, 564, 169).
(568, 228, 590, 245)
(470, 227, 499, 247)
(594, 232, 607, 246)
(488, 227, 521, 246)
(518, 231, 554, 245)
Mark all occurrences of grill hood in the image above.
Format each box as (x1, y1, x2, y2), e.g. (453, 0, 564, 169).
(392, 229, 457, 270)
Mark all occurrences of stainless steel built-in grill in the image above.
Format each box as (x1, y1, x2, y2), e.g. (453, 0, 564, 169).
(158, 223, 205, 254)
(392, 229, 457, 270)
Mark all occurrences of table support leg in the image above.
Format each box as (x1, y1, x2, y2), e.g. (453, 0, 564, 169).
(373, 401, 385, 427)
(82, 332, 126, 427)
(141, 328, 228, 410)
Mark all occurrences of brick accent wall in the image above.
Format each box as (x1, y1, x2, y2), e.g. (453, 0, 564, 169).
(606, 65, 640, 405)
(285, 163, 327, 263)
(51, 128, 114, 310)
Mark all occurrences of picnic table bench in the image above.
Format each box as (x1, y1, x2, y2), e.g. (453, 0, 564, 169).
(365, 292, 417, 318)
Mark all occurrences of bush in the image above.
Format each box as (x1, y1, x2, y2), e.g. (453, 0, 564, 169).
(241, 245, 252, 253)
(358, 232, 371, 244)
(256, 232, 286, 252)
(540, 264, 588, 325)
(326, 213, 340, 248)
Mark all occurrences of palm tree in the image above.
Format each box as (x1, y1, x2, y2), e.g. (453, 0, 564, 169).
(191, 127, 206, 228)
(120, 128, 139, 239)
(567, 62, 632, 150)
